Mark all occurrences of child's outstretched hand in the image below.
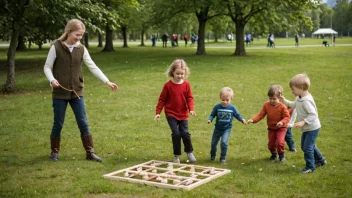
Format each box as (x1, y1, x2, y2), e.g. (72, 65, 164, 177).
(276, 121, 283, 128)
(190, 111, 196, 116)
(207, 120, 211, 124)
(279, 94, 285, 102)
(242, 119, 247, 124)
(154, 114, 160, 121)
(294, 121, 305, 128)
(247, 119, 254, 124)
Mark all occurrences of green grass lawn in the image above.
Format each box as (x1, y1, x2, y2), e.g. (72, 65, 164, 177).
(0, 44, 351, 197)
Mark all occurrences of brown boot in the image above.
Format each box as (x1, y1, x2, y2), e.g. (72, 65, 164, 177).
(50, 136, 60, 161)
(81, 134, 102, 162)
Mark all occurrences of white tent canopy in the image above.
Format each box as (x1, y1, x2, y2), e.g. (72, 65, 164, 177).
(312, 28, 338, 35)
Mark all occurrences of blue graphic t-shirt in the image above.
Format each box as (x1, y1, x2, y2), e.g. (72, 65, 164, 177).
(208, 104, 243, 130)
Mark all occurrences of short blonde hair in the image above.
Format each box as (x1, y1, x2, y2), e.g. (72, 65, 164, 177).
(220, 87, 234, 97)
(268, 85, 283, 97)
(289, 74, 310, 91)
(166, 59, 190, 78)
(58, 19, 86, 41)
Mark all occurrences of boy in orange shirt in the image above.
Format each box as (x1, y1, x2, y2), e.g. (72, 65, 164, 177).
(248, 85, 290, 162)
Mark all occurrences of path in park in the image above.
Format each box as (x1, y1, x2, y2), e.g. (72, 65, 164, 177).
(0, 42, 351, 48)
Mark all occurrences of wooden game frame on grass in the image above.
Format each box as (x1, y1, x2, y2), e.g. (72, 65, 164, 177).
(103, 160, 231, 190)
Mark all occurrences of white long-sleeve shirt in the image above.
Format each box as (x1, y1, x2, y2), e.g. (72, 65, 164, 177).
(283, 93, 321, 132)
(43, 42, 109, 85)
(287, 108, 297, 128)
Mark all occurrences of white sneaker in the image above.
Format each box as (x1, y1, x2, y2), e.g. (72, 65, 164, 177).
(173, 155, 180, 163)
(187, 152, 196, 163)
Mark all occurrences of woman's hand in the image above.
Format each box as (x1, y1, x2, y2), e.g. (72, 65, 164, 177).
(106, 81, 118, 91)
(51, 80, 60, 88)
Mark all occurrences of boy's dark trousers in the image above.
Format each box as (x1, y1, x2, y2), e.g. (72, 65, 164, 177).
(285, 127, 296, 150)
(167, 116, 193, 155)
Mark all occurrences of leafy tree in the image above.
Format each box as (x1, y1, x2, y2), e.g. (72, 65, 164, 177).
(333, 0, 350, 36)
(1, 0, 30, 92)
(151, 0, 223, 55)
(318, 3, 334, 29)
(224, 0, 319, 56)
(208, 16, 234, 42)
(0, 0, 118, 92)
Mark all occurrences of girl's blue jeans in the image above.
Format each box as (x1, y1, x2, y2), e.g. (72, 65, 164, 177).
(51, 97, 90, 137)
(301, 128, 325, 171)
(210, 128, 231, 159)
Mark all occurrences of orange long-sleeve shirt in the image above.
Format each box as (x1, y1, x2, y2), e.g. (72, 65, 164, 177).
(250, 102, 290, 130)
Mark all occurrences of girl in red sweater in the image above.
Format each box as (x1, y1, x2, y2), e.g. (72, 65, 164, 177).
(248, 85, 290, 162)
(155, 59, 196, 163)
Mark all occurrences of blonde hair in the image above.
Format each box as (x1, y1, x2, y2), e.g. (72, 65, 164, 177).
(268, 85, 283, 97)
(166, 59, 190, 78)
(58, 19, 86, 41)
(220, 87, 234, 97)
(289, 74, 310, 91)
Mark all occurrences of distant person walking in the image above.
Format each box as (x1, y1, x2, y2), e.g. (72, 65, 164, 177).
(162, 33, 168, 48)
(183, 34, 189, 47)
(295, 34, 299, 47)
(333, 34, 336, 47)
(152, 34, 156, 47)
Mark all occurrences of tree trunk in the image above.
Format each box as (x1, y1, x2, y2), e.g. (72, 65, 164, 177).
(140, 28, 145, 46)
(16, 34, 26, 51)
(84, 32, 89, 48)
(122, 26, 128, 48)
(102, 25, 114, 52)
(3, 23, 20, 92)
(196, 17, 207, 55)
(234, 21, 246, 56)
(97, 33, 103, 47)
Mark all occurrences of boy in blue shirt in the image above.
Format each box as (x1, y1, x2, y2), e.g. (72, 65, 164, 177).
(207, 87, 246, 164)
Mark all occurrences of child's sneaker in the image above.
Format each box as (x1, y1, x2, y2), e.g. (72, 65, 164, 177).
(300, 168, 313, 174)
(289, 148, 297, 152)
(173, 155, 180, 163)
(279, 153, 285, 163)
(220, 157, 226, 164)
(210, 156, 215, 161)
(50, 152, 58, 161)
(315, 160, 327, 168)
(187, 152, 196, 163)
(269, 153, 277, 161)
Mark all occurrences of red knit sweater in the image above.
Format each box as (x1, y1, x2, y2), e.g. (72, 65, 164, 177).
(156, 80, 194, 120)
(250, 102, 290, 130)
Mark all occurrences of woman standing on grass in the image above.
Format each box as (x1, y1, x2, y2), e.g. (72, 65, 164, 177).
(44, 19, 118, 162)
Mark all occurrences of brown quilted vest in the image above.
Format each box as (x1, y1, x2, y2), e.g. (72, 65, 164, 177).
(52, 40, 85, 99)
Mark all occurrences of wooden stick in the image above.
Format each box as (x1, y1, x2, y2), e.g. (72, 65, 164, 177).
(146, 175, 158, 181)
(59, 85, 80, 99)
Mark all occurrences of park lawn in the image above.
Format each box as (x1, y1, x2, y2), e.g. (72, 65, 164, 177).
(0, 45, 351, 197)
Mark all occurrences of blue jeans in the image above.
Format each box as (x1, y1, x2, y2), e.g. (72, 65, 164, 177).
(51, 97, 90, 137)
(301, 128, 325, 171)
(210, 128, 231, 159)
(285, 128, 296, 150)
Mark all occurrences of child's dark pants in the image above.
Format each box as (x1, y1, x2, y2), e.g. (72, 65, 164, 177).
(167, 116, 194, 155)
